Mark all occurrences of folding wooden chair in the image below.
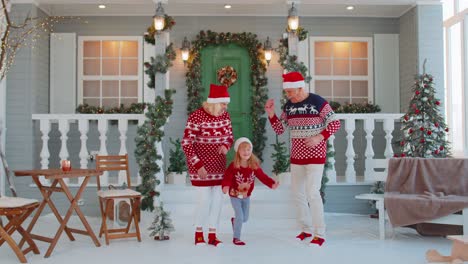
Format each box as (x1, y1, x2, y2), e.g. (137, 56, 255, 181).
(0, 197, 40, 263)
(95, 154, 141, 245)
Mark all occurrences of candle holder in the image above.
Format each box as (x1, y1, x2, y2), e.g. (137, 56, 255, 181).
(61, 160, 71, 172)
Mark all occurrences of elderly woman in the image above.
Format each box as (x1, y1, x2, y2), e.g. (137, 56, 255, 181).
(182, 84, 234, 247)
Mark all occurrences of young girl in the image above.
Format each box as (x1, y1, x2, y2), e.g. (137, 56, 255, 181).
(222, 137, 279, 246)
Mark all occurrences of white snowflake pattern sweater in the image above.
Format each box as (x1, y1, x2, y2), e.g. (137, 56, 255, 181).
(268, 93, 341, 165)
(182, 107, 234, 186)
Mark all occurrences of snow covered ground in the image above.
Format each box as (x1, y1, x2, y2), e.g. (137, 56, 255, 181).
(0, 212, 454, 264)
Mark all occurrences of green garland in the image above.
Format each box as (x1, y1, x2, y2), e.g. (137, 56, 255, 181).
(277, 38, 311, 82)
(144, 15, 176, 45)
(185, 30, 269, 160)
(144, 43, 176, 88)
(286, 26, 309, 42)
(331, 102, 382, 113)
(135, 89, 174, 211)
(76, 103, 147, 114)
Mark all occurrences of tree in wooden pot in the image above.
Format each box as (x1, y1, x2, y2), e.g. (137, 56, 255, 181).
(271, 135, 290, 185)
(167, 138, 188, 184)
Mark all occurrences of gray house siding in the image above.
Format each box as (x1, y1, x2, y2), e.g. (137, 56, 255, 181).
(5, 8, 442, 215)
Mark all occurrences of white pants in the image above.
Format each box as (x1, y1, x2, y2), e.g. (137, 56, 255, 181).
(291, 164, 325, 237)
(194, 186, 223, 231)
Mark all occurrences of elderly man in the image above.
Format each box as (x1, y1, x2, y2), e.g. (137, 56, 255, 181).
(264, 71, 341, 246)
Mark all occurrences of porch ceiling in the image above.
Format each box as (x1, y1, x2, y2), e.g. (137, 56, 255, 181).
(12, 0, 441, 18)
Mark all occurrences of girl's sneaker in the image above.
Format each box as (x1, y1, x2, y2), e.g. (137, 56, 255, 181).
(233, 238, 246, 246)
(296, 232, 312, 241)
(194, 231, 206, 246)
(309, 236, 325, 246)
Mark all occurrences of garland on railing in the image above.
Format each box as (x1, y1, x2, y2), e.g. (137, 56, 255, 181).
(330, 102, 382, 113)
(144, 43, 176, 88)
(135, 89, 174, 211)
(185, 30, 269, 160)
(144, 15, 176, 45)
(76, 103, 147, 114)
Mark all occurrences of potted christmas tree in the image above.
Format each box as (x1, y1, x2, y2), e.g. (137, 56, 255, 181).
(271, 135, 290, 185)
(167, 138, 188, 184)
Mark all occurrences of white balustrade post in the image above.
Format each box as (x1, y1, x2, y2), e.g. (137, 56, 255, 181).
(383, 119, 395, 159)
(39, 120, 51, 185)
(364, 118, 376, 181)
(344, 118, 356, 183)
(58, 119, 70, 184)
(326, 135, 336, 184)
(98, 119, 109, 186)
(118, 119, 129, 185)
(78, 119, 89, 185)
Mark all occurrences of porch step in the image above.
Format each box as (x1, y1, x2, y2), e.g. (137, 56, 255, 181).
(159, 184, 295, 219)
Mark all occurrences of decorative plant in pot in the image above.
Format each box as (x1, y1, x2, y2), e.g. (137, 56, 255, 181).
(167, 138, 188, 184)
(270, 135, 290, 185)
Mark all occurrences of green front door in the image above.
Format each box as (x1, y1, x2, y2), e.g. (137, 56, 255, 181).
(201, 44, 252, 162)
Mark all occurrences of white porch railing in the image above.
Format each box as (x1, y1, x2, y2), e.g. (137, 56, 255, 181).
(32, 113, 403, 187)
(32, 114, 146, 187)
(331, 113, 403, 184)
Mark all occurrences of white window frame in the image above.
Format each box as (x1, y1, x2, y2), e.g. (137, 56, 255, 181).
(443, 0, 468, 157)
(309, 37, 374, 104)
(78, 36, 143, 107)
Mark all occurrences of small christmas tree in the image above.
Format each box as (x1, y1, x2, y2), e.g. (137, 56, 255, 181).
(148, 202, 174, 240)
(396, 63, 451, 158)
(168, 138, 187, 173)
(270, 135, 290, 174)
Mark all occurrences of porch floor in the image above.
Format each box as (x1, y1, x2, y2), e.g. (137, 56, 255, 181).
(0, 212, 453, 264)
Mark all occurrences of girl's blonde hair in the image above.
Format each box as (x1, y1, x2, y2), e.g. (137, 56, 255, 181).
(202, 101, 225, 117)
(233, 142, 260, 170)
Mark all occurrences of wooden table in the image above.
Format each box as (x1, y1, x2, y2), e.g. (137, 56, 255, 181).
(14, 168, 103, 258)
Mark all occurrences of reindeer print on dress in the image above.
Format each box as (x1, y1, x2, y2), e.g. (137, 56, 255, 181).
(229, 171, 255, 199)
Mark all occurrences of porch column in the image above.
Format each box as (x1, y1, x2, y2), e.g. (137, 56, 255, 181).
(153, 32, 170, 195)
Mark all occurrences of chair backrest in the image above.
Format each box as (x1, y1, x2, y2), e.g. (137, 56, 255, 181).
(95, 154, 132, 191)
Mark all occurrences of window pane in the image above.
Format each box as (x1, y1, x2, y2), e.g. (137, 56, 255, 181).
(83, 59, 100, 75)
(121, 41, 138, 57)
(83, 81, 100, 97)
(351, 81, 368, 96)
(315, 59, 331, 75)
(351, 59, 368, 75)
(121, 59, 138, 75)
(351, 42, 367, 58)
(102, 41, 120, 57)
(333, 59, 349, 75)
(121, 98, 138, 107)
(333, 42, 350, 58)
(315, 80, 332, 96)
(315, 42, 332, 57)
(83, 98, 100, 107)
(334, 97, 349, 105)
(334, 80, 350, 97)
(102, 98, 119, 108)
(102, 81, 119, 97)
(83, 41, 100, 57)
(121, 81, 138, 97)
(102, 59, 119, 75)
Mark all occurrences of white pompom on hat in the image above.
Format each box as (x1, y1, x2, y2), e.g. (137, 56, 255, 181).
(207, 84, 230, 103)
(234, 137, 252, 152)
(282, 71, 305, 89)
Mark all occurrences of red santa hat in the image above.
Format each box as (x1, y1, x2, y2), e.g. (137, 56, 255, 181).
(283, 71, 305, 89)
(207, 84, 230, 103)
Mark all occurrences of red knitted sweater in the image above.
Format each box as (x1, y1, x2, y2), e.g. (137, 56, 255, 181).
(221, 163, 276, 198)
(182, 107, 234, 186)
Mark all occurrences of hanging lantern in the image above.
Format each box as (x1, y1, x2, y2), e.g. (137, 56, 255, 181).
(264, 37, 272, 66)
(153, 2, 166, 32)
(287, 2, 299, 32)
(181, 37, 191, 64)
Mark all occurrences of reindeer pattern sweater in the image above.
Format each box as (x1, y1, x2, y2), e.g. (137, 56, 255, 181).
(182, 107, 234, 186)
(269, 93, 341, 165)
(221, 163, 276, 199)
